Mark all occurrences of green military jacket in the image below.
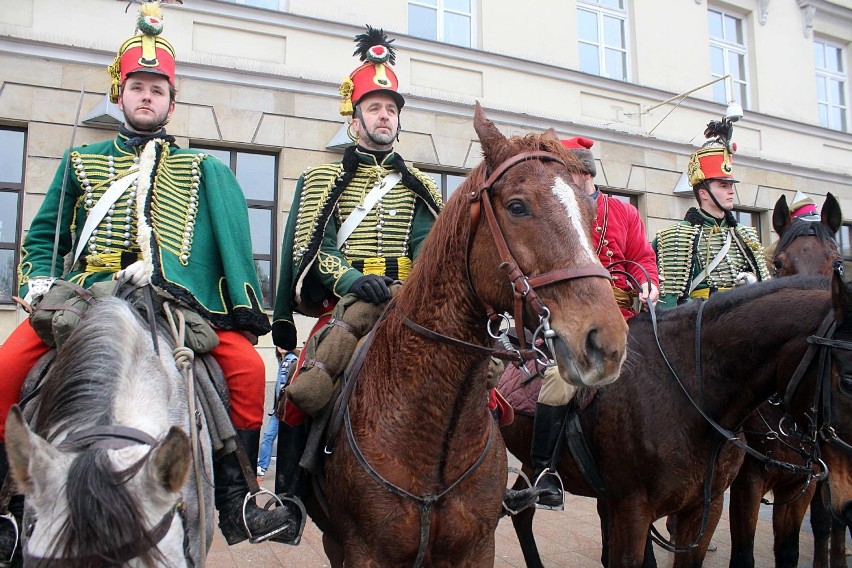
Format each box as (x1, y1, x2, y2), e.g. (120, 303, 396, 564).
(19, 133, 270, 336)
(652, 207, 771, 308)
(272, 146, 443, 349)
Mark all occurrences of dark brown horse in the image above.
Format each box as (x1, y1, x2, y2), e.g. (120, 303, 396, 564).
(768, 192, 842, 278)
(728, 191, 849, 568)
(502, 274, 852, 568)
(307, 103, 629, 566)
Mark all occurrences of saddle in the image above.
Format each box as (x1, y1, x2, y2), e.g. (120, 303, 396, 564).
(20, 287, 234, 454)
(280, 290, 393, 421)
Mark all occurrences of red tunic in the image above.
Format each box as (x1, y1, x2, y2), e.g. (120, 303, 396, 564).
(592, 192, 659, 318)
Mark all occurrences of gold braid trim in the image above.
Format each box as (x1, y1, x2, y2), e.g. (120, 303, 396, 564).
(409, 167, 444, 213)
(292, 163, 345, 262)
(655, 224, 700, 298)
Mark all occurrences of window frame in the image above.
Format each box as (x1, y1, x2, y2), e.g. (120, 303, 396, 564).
(708, 7, 750, 109)
(600, 187, 638, 209)
(814, 37, 849, 132)
(0, 126, 26, 305)
(191, 145, 279, 310)
(732, 207, 762, 242)
(576, 0, 630, 81)
(838, 222, 852, 262)
(408, 0, 476, 48)
(218, 0, 288, 10)
(419, 167, 469, 202)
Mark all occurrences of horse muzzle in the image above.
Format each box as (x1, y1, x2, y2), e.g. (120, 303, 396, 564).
(550, 330, 626, 388)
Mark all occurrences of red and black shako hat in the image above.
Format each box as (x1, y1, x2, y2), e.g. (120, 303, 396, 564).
(688, 118, 739, 186)
(107, 1, 176, 104)
(339, 26, 404, 116)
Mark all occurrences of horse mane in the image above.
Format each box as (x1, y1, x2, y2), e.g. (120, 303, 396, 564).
(775, 219, 838, 254)
(650, 275, 831, 327)
(33, 297, 168, 567)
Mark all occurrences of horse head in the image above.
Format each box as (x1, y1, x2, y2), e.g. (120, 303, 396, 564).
(466, 103, 627, 388)
(4, 298, 195, 567)
(771, 192, 842, 277)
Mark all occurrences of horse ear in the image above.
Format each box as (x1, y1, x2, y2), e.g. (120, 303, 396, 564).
(4, 405, 64, 495)
(473, 101, 510, 172)
(772, 195, 791, 236)
(150, 426, 191, 493)
(541, 128, 560, 143)
(822, 192, 842, 234)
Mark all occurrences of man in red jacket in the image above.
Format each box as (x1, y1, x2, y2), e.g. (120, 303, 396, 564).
(530, 136, 659, 509)
(561, 136, 659, 317)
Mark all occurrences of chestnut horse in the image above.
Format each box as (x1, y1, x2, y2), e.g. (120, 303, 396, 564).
(728, 192, 850, 568)
(502, 274, 852, 568)
(309, 103, 628, 566)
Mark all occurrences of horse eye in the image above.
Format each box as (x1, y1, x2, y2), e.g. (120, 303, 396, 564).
(842, 376, 852, 396)
(773, 259, 783, 271)
(507, 201, 529, 217)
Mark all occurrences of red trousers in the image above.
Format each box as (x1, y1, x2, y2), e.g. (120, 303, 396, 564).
(0, 319, 265, 441)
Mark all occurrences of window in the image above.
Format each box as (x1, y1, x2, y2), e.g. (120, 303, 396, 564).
(193, 146, 278, 309)
(837, 223, 852, 280)
(838, 224, 852, 262)
(733, 208, 761, 241)
(220, 0, 286, 10)
(408, 0, 473, 48)
(0, 128, 25, 305)
(814, 39, 848, 131)
(422, 169, 468, 202)
(603, 189, 637, 208)
(708, 8, 749, 108)
(577, 0, 629, 81)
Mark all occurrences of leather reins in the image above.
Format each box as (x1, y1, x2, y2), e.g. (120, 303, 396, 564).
(347, 151, 609, 568)
(645, 289, 852, 552)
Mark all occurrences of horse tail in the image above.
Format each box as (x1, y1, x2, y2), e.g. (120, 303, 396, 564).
(53, 449, 166, 568)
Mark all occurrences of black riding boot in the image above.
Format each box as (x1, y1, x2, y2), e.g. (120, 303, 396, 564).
(530, 403, 569, 509)
(273, 421, 308, 498)
(0, 443, 23, 566)
(214, 429, 300, 545)
(270, 420, 310, 543)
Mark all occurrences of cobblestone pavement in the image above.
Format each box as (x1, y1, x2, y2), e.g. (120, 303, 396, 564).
(208, 458, 850, 567)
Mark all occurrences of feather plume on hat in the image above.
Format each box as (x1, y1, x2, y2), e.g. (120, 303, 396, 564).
(340, 25, 404, 116)
(352, 25, 397, 65)
(703, 118, 735, 154)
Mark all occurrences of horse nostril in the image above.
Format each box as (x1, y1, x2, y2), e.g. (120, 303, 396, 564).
(586, 328, 603, 366)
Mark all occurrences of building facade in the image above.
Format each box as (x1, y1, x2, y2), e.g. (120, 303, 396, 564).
(1, 0, 851, 371)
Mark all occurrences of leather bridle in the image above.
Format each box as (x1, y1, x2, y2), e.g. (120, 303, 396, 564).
(22, 425, 193, 567)
(782, 310, 852, 457)
(454, 150, 611, 361)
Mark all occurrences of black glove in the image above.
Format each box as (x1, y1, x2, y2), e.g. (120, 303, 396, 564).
(349, 275, 394, 304)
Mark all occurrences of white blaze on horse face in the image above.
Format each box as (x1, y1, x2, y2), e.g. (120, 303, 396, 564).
(551, 177, 597, 264)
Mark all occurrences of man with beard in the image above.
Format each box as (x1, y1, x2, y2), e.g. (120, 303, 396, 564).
(0, 1, 300, 550)
(271, 26, 442, 419)
(270, 27, 444, 520)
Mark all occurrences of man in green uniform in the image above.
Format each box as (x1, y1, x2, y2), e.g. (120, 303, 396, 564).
(269, 27, 443, 518)
(0, 2, 299, 548)
(271, 26, 442, 413)
(653, 119, 770, 307)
